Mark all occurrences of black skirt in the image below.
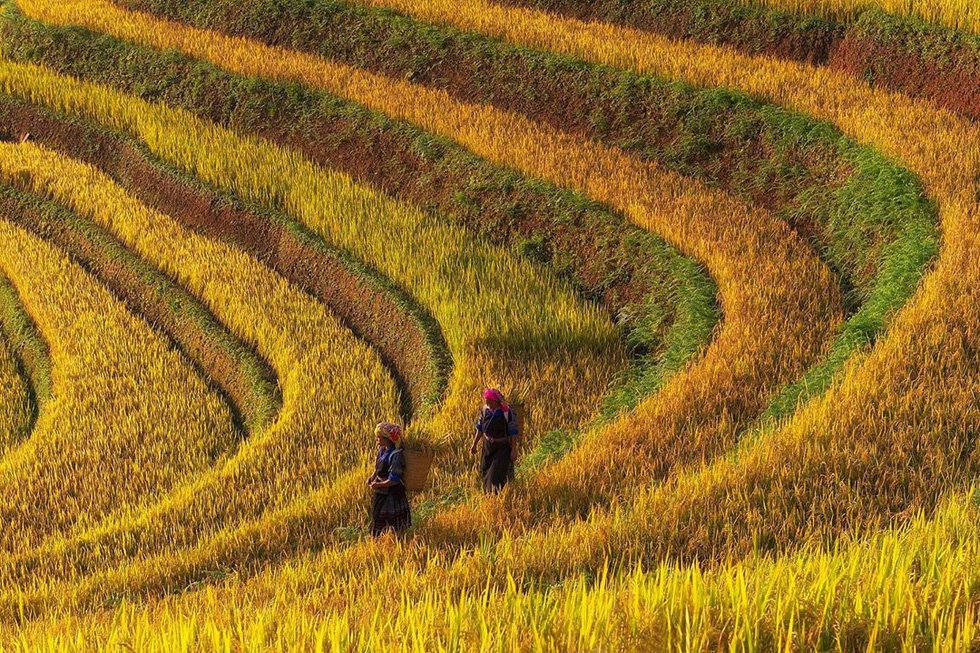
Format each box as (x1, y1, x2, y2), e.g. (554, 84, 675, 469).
(482, 440, 513, 493)
(371, 486, 411, 536)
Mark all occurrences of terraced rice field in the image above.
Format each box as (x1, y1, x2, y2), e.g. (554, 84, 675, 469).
(0, 0, 976, 649)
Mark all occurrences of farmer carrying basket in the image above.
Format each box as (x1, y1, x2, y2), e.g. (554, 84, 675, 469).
(367, 422, 411, 536)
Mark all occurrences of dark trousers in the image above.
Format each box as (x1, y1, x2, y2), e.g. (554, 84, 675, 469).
(371, 486, 411, 536)
(482, 441, 513, 493)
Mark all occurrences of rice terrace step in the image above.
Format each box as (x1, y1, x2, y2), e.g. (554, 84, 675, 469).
(0, 0, 974, 649)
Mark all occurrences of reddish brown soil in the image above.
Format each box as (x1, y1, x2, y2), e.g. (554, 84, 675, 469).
(491, 0, 843, 65)
(829, 35, 980, 120)
(496, 0, 980, 120)
(0, 101, 441, 421)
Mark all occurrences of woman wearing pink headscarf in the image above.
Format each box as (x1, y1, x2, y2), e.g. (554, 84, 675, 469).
(470, 388, 520, 493)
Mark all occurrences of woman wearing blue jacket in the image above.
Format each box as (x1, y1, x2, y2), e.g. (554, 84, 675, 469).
(470, 388, 520, 493)
(368, 422, 411, 535)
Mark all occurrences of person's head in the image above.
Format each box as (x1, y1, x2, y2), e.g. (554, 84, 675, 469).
(483, 388, 506, 411)
(375, 422, 403, 449)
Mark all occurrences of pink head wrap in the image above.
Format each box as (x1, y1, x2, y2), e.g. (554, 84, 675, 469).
(482, 388, 509, 412)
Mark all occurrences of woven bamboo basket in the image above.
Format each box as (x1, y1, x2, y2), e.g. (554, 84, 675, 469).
(401, 448, 435, 492)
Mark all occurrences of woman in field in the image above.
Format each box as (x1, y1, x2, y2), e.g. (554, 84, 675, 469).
(470, 388, 520, 493)
(368, 422, 411, 536)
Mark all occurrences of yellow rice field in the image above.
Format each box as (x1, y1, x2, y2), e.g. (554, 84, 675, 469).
(0, 0, 978, 648)
(0, 138, 400, 571)
(0, 331, 29, 451)
(359, 0, 980, 547)
(0, 215, 236, 554)
(15, 0, 848, 520)
(0, 61, 626, 604)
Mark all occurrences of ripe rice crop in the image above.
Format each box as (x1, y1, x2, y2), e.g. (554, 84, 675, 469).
(0, 212, 237, 554)
(355, 0, 980, 554)
(14, 0, 847, 516)
(0, 3, 722, 426)
(6, 491, 980, 651)
(0, 96, 449, 423)
(0, 178, 282, 438)
(88, 0, 936, 430)
(0, 326, 29, 451)
(1, 0, 979, 648)
(0, 63, 624, 606)
(0, 69, 616, 605)
(0, 49, 623, 444)
(0, 138, 403, 585)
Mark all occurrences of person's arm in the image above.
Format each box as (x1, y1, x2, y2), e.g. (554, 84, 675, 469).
(387, 451, 405, 487)
(370, 472, 397, 488)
